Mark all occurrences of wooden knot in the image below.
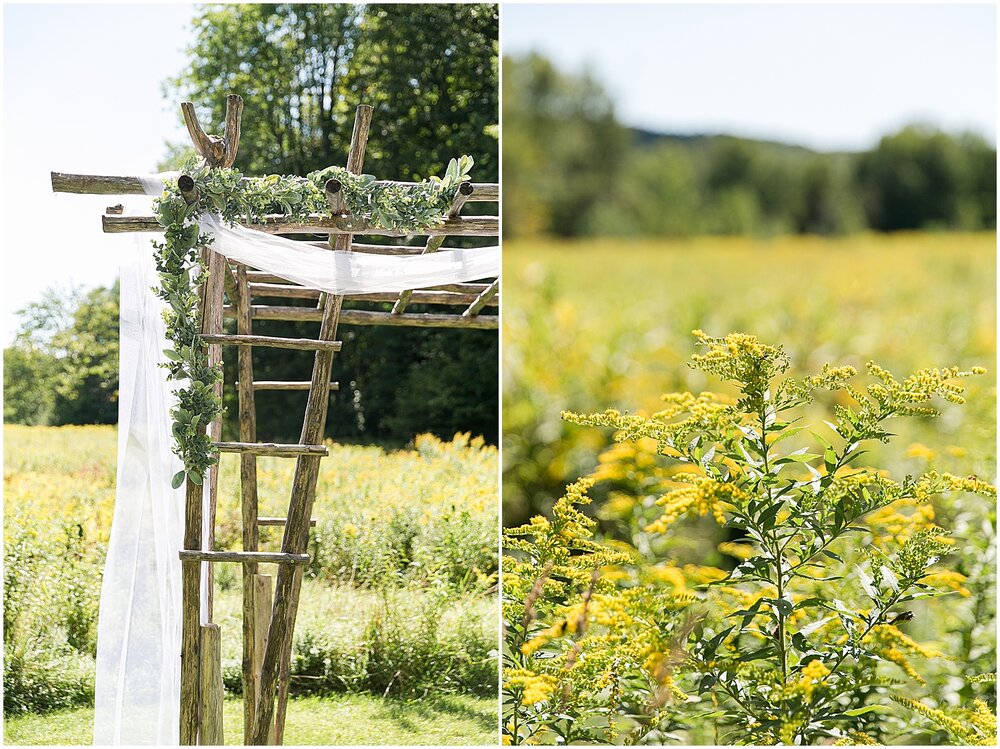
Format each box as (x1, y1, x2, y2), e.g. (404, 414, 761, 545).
(181, 94, 244, 168)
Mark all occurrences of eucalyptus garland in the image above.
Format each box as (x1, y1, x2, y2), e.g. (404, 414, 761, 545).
(152, 156, 474, 488)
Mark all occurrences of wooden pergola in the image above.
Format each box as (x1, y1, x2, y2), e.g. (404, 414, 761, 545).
(51, 96, 499, 745)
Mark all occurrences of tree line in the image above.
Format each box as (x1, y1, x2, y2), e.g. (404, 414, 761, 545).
(5, 3, 498, 443)
(503, 53, 996, 238)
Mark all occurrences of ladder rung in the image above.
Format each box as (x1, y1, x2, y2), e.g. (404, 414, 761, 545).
(258, 517, 318, 528)
(237, 381, 340, 391)
(179, 550, 310, 565)
(201, 334, 342, 352)
(213, 442, 329, 457)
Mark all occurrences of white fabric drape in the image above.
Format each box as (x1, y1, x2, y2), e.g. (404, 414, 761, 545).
(93, 178, 498, 744)
(93, 223, 184, 745)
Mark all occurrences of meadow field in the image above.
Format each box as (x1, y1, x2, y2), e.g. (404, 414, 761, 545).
(504, 232, 995, 524)
(502, 232, 996, 744)
(3, 426, 498, 744)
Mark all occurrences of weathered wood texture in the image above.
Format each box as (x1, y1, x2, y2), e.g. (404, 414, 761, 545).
(180, 479, 202, 745)
(222, 305, 498, 329)
(242, 381, 339, 392)
(257, 517, 317, 527)
(182, 95, 243, 168)
(463, 278, 500, 317)
(213, 442, 329, 457)
(199, 624, 225, 746)
(200, 334, 342, 352)
(252, 574, 273, 733)
(244, 285, 496, 306)
(234, 263, 260, 743)
(102, 213, 497, 236)
(251, 103, 372, 746)
(203, 249, 226, 618)
(179, 550, 310, 565)
(50, 171, 497, 200)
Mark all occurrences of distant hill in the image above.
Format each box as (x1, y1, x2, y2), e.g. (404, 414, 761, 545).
(628, 127, 833, 157)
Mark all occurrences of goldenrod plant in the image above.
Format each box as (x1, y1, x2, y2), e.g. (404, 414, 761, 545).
(503, 332, 995, 745)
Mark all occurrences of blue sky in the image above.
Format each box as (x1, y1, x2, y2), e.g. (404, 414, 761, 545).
(503, 3, 997, 151)
(3, 3, 193, 342)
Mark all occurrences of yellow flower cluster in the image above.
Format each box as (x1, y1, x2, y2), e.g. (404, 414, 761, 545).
(833, 731, 882, 745)
(923, 569, 971, 597)
(806, 363, 859, 391)
(864, 625, 943, 683)
(792, 659, 831, 700)
(867, 498, 936, 546)
(690, 330, 789, 383)
(893, 695, 997, 745)
(718, 540, 756, 561)
(867, 361, 986, 407)
(506, 669, 559, 705)
(645, 474, 747, 532)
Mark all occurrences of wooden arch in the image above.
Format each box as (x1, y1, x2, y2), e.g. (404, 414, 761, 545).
(51, 98, 499, 745)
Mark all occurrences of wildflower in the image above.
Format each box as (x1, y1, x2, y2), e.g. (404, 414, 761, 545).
(905, 443, 936, 461)
(645, 473, 746, 532)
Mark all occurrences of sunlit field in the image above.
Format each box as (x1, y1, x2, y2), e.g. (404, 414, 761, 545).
(502, 231, 995, 744)
(3, 426, 498, 742)
(503, 232, 995, 523)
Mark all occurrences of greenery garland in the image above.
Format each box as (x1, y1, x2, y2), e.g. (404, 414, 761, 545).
(151, 156, 474, 489)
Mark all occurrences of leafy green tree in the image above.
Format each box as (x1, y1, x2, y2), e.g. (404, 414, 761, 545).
(502, 53, 627, 237)
(857, 125, 996, 231)
(169, 3, 499, 444)
(4, 284, 120, 426)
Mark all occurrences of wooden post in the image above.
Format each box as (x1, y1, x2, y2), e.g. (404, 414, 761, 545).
(203, 249, 225, 619)
(180, 478, 202, 745)
(236, 263, 261, 744)
(253, 573, 274, 743)
(182, 94, 244, 168)
(251, 103, 373, 745)
(200, 624, 224, 745)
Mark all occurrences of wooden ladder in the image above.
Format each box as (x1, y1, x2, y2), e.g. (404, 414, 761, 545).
(178, 104, 374, 746)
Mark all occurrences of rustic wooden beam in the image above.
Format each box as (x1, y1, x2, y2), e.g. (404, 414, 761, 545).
(213, 442, 329, 457)
(234, 264, 260, 744)
(242, 286, 495, 306)
(252, 574, 274, 743)
(222, 305, 498, 329)
(203, 249, 226, 619)
(252, 103, 373, 746)
(241, 272, 490, 295)
(199, 624, 224, 746)
(180, 476, 202, 745)
(200, 334, 342, 352)
(463, 278, 500, 317)
(181, 95, 243, 168)
(178, 175, 199, 205)
(51, 171, 497, 200)
(257, 517, 318, 528)
(241, 381, 339, 392)
(179, 550, 310, 565)
(102, 213, 498, 237)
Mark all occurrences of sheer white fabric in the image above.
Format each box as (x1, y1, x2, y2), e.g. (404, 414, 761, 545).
(93, 220, 183, 745)
(93, 177, 498, 745)
(200, 214, 499, 294)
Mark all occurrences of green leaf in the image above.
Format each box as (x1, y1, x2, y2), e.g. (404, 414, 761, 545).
(171, 470, 186, 490)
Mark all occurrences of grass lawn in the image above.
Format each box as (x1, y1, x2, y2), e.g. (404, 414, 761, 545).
(3, 694, 498, 745)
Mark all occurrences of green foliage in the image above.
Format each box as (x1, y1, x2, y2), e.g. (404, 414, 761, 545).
(164, 3, 499, 447)
(504, 332, 996, 745)
(151, 156, 474, 483)
(4, 285, 120, 427)
(504, 53, 996, 239)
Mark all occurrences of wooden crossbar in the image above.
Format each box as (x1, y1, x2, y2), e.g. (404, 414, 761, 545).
(213, 442, 329, 457)
(102, 213, 497, 237)
(50, 171, 498, 201)
(240, 381, 340, 392)
(179, 550, 310, 565)
(200, 334, 342, 351)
